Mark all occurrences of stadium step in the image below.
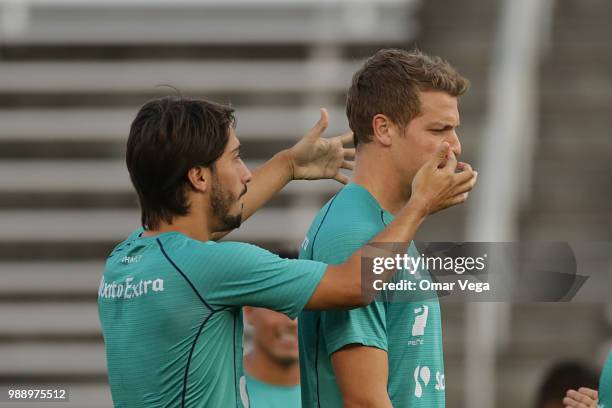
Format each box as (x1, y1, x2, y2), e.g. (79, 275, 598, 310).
(521, 211, 612, 241)
(0, 159, 345, 193)
(3, 0, 417, 46)
(0, 302, 101, 340)
(0, 342, 106, 378)
(0, 107, 350, 141)
(0, 61, 358, 94)
(0, 262, 103, 298)
(555, 0, 612, 20)
(0, 207, 335, 244)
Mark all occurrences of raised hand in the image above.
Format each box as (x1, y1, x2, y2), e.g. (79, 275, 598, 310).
(287, 108, 355, 184)
(410, 142, 478, 215)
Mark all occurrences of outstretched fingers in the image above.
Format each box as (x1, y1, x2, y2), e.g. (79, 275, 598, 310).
(303, 108, 329, 141)
(341, 161, 355, 171)
(337, 131, 354, 146)
(333, 172, 350, 185)
(343, 147, 356, 160)
(452, 170, 478, 194)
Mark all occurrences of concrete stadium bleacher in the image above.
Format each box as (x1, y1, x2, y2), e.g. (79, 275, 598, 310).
(0, 0, 610, 407)
(0, 0, 418, 45)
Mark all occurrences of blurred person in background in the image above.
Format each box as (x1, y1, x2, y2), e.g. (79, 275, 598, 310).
(299, 48, 473, 407)
(534, 361, 599, 408)
(244, 306, 301, 408)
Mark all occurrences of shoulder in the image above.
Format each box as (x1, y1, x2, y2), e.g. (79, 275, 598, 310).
(106, 227, 145, 259)
(327, 184, 384, 219)
(160, 236, 274, 267)
(305, 185, 385, 262)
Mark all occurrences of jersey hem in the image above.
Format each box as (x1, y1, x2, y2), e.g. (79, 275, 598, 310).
(326, 335, 388, 356)
(287, 263, 327, 320)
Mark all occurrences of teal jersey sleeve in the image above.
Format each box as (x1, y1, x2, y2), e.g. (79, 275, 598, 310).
(184, 241, 326, 319)
(322, 301, 388, 354)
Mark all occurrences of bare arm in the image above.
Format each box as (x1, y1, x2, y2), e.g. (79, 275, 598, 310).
(212, 108, 353, 240)
(331, 345, 393, 408)
(234, 149, 294, 223)
(306, 142, 478, 310)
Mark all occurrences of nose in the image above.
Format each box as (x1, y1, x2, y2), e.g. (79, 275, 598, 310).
(241, 162, 253, 184)
(448, 130, 462, 157)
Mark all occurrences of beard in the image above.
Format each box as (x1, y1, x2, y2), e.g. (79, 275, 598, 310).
(210, 171, 245, 232)
(271, 354, 299, 368)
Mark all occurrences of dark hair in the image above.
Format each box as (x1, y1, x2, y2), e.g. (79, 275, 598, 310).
(346, 48, 470, 147)
(126, 96, 235, 230)
(535, 361, 599, 408)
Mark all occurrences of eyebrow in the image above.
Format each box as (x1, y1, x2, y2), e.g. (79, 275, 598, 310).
(429, 121, 460, 128)
(230, 145, 241, 154)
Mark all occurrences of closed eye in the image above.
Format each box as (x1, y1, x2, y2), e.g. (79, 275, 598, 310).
(430, 125, 457, 133)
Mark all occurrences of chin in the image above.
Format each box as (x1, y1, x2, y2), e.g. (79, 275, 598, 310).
(226, 213, 243, 231)
(273, 354, 299, 367)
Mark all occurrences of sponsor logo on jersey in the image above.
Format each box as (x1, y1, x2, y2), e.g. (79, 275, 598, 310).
(435, 371, 445, 391)
(414, 365, 430, 398)
(414, 365, 445, 398)
(408, 305, 429, 346)
(121, 255, 143, 264)
(98, 276, 164, 300)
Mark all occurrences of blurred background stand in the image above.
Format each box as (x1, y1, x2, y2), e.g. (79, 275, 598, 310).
(0, 0, 611, 407)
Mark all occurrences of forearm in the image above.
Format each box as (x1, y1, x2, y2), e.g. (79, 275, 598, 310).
(241, 150, 293, 221)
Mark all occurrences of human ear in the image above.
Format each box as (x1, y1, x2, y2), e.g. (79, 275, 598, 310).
(372, 114, 393, 147)
(186, 166, 210, 193)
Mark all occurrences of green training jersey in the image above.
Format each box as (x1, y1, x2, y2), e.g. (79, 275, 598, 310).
(98, 229, 326, 408)
(299, 183, 445, 407)
(245, 373, 301, 408)
(599, 351, 612, 408)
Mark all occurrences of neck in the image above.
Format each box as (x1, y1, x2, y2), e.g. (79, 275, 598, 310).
(244, 349, 299, 387)
(142, 207, 212, 242)
(352, 147, 411, 215)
